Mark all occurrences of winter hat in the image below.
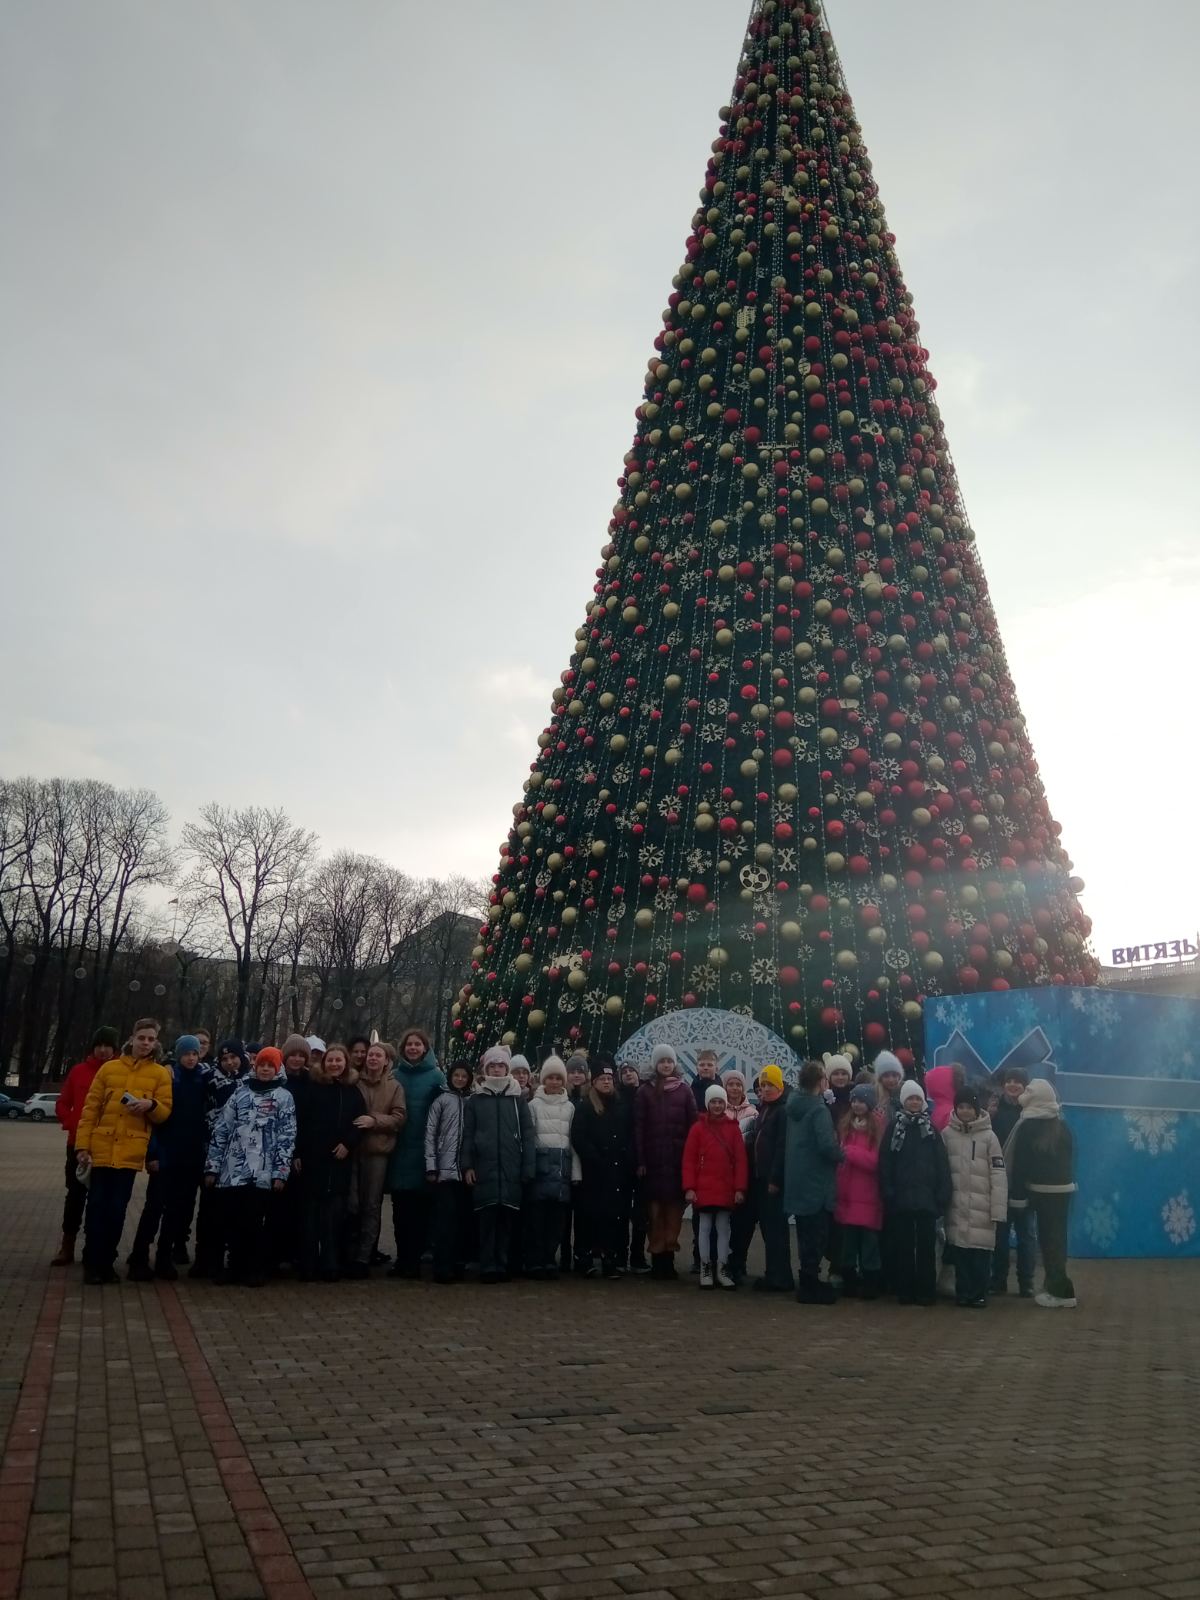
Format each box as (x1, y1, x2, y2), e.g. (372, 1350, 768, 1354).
(91, 1025, 120, 1051)
(564, 1050, 590, 1074)
(246, 1042, 263, 1055)
(305, 1035, 326, 1055)
(1019, 1078, 1060, 1112)
(758, 1063, 785, 1092)
(823, 1052, 853, 1079)
(481, 1044, 512, 1071)
(590, 1057, 616, 1081)
(874, 1050, 904, 1080)
(255, 1047, 283, 1077)
(849, 1083, 877, 1109)
(540, 1055, 568, 1085)
(1000, 1066, 1030, 1087)
(954, 1087, 981, 1114)
(898, 1080, 926, 1109)
(281, 1034, 310, 1062)
(217, 1038, 249, 1073)
(704, 1083, 728, 1108)
(174, 1034, 202, 1058)
(651, 1043, 678, 1069)
(509, 1054, 531, 1074)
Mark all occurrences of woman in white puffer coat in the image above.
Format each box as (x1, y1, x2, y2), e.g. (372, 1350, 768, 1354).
(525, 1058, 582, 1279)
(941, 1086, 1008, 1309)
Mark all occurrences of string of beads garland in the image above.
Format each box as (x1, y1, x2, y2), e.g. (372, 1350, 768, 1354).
(451, 0, 1096, 1068)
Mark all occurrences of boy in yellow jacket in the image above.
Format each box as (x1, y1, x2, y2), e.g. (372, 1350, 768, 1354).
(75, 1017, 173, 1284)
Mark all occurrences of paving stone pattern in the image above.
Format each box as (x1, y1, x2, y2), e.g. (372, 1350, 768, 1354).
(2, 1122, 1199, 1600)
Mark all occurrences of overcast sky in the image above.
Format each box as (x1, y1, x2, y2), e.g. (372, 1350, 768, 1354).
(2, 1, 1197, 965)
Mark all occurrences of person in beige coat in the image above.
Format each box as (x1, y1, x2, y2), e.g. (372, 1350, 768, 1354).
(941, 1087, 1007, 1308)
(347, 1042, 407, 1276)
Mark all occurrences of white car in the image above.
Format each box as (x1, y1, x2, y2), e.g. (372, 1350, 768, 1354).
(22, 1092, 59, 1122)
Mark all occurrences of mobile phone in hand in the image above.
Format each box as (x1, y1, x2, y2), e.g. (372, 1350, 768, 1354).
(120, 1092, 137, 1107)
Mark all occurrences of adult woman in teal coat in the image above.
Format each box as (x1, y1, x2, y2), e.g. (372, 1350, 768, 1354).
(386, 1029, 446, 1278)
(783, 1060, 844, 1304)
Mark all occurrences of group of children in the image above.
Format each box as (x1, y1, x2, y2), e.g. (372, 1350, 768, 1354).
(51, 1020, 1079, 1309)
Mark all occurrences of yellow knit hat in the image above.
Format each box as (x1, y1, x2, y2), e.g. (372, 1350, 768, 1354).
(758, 1063, 785, 1091)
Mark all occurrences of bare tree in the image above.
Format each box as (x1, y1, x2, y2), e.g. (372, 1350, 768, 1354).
(0, 778, 37, 1078)
(179, 804, 318, 1038)
(87, 785, 174, 1016)
(374, 869, 436, 1040)
(406, 876, 488, 1054)
(0, 777, 479, 1083)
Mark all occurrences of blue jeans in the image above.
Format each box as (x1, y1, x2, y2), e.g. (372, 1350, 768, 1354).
(992, 1209, 1036, 1292)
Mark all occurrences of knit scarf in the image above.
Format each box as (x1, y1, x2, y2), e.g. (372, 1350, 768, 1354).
(889, 1106, 935, 1153)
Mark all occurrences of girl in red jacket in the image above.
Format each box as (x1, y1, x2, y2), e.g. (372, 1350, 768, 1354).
(682, 1083, 748, 1291)
(834, 1085, 883, 1298)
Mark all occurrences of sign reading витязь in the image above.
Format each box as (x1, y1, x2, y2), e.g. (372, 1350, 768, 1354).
(1110, 936, 1199, 966)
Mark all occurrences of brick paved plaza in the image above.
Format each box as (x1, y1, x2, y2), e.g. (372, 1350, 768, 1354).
(2, 1122, 1198, 1600)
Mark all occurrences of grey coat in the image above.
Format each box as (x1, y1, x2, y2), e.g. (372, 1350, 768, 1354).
(461, 1080, 535, 1210)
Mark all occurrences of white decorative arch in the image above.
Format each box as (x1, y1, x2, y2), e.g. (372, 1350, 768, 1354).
(616, 1006, 802, 1086)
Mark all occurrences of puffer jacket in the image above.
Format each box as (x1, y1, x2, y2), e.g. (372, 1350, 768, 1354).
(56, 1056, 104, 1141)
(74, 1055, 173, 1170)
(942, 1111, 1008, 1249)
(206, 1077, 297, 1190)
(634, 1077, 696, 1203)
(834, 1125, 883, 1231)
(425, 1085, 470, 1181)
(528, 1086, 581, 1202)
(386, 1051, 447, 1191)
(461, 1077, 535, 1210)
(354, 1072, 407, 1156)
(682, 1114, 749, 1209)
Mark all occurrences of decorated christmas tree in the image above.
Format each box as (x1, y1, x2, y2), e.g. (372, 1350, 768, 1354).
(452, 0, 1095, 1068)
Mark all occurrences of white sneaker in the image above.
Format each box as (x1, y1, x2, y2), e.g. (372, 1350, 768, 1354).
(1034, 1292, 1078, 1309)
(716, 1263, 736, 1290)
(699, 1263, 714, 1289)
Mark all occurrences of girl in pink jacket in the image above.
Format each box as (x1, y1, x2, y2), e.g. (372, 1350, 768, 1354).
(834, 1086, 883, 1298)
(922, 1063, 962, 1134)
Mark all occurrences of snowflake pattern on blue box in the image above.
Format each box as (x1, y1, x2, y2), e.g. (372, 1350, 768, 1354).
(926, 988, 1200, 1259)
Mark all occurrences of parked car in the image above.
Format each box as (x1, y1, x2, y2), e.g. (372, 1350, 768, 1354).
(22, 1093, 59, 1122)
(0, 1093, 25, 1120)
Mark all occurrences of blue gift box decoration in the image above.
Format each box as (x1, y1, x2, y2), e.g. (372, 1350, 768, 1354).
(925, 988, 1200, 1259)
